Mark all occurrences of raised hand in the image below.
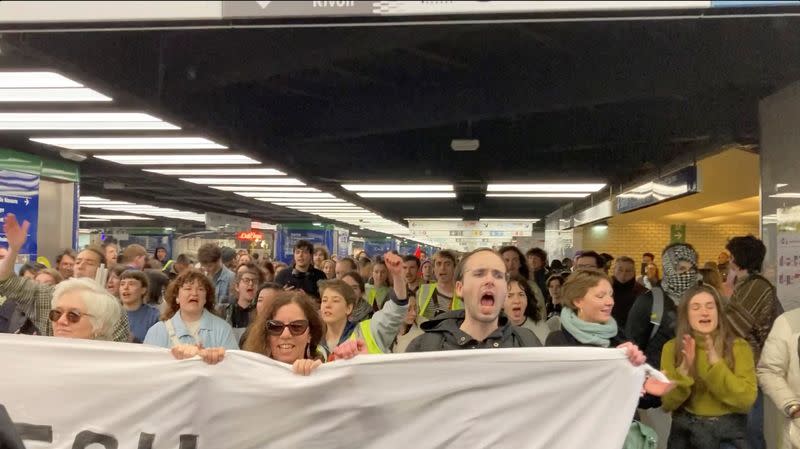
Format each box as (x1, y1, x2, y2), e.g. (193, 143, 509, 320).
(3, 214, 30, 252)
(333, 339, 368, 360)
(384, 252, 404, 278)
(679, 334, 696, 376)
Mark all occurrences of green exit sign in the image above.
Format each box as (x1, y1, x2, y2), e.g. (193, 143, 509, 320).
(670, 224, 686, 244)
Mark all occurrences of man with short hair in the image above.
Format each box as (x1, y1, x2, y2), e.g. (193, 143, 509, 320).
(725, 235, 780, 449)
(0, 214, 131, 342)
(641, 252, 655, 276)
(56, 249, 76, 280)
(416, 250, 462, 320)
(526, 247, 550, 304)
(222, 262, 265, 338)
(274, 240, 326, 300)
(335, 257, 358, 280)
(121, 244, 147, 270)
(198, 243, 235, 305)
(611, 256, 646, 328)
(102, 240, 119, 269)
(575, 251, 604, 271)
(407, 248, 541, 351)
(403, 255, 422, 298)
(119, 270, 158, 344)
(718, 249, 732, 282)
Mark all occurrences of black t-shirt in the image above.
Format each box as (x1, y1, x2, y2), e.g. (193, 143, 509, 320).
(274, 266, 327, 299)
(231, 303, 255, 329)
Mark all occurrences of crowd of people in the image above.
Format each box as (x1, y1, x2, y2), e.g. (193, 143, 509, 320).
(2, 211, 798, 449)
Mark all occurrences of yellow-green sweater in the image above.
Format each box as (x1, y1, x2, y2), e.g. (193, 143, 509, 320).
(661, 336, 757, 416)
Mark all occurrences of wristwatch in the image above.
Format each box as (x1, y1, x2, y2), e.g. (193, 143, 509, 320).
(785, 403, 800, 418)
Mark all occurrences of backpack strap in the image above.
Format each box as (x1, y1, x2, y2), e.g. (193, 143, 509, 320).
(649, 288, 665, 341)
(164, 319, 183, 348)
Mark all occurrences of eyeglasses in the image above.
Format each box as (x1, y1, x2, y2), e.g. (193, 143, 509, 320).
(266, 320, 309, 336)
(49, 309, 93, 323)
(464, 268, 509, 282)
(240, 277, 258, 285)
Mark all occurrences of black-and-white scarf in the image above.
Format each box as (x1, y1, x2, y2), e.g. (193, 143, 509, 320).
(661, 245, 699, 304)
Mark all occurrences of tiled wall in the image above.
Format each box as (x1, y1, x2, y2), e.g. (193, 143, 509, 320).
(580, 221, 759, 267)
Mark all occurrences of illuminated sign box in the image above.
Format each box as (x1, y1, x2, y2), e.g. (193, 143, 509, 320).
(616, 166, 699, 213)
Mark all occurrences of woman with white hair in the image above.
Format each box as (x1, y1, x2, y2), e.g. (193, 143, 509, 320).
(50, 278, 122, 340)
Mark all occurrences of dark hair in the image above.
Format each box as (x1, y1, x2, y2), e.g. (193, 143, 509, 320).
(642, 252, 655, 261)
(508, 274, 541, 322)
(455, 248, 503, 282)
(313, 246, 329, 259)
(341, 271, 366, 295)
(616, 256, 635, 266)
(550, 260, 564, 271)
(576, 251, 604, 269)
(242, 292, 324, 361)
(726, 235, 766, 273)
(56, 249, 76, 265)
(197, 244, 222, 264)
(600, 253, 614, 265)
(236, 262, 266, 285)
(101, 239, 118, 249)
(547, 274, 565, 287)
(498, 246, 530, 280)
(434, 250, 457, 266)
(109, 264, 128, 280)
(162, 269, 216, 320)
(525, 248, 548, 263)
(18, 262, 42, 277)
(403, 255, 421, 268)
(175, 253, 192, 265)
(121, 244, 147, 264)
(338, 257, 358, 272)
(294, 240, 314, 256)
(154, 246, 168, 258)
(255, 282, 282, 300)
(119, 270, 151, 295)
(144, 269, 169, 304)
(82, 245, 107, 266)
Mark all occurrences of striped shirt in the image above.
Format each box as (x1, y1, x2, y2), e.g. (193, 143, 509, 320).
(725, 273, 781, 361)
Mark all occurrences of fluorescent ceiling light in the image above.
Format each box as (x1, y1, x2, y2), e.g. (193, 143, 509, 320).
(0, 88, 111, 102)
(357, 192, 456, 198)
(235, 192, 334, 199)
(145, 168, 284, 176)
(342, 184, 454, 192)
(0, 113, 179, 130)
(405, 217, 463, 221)
(95, 154, 259, 165)
(0, 72, 84, 88)
(275, 202, 355, 208)
(486, 193, 590, 198)
(79, 196, 205, 222)
(487, 183, 606, 192)
(210, 186, 318, 192)
(80, 214, 154, 220)
(31, 136, 225, 150)
(180, 177, 303, 186)
(78, 218, 111, 222)
(261, 198, 345, 203)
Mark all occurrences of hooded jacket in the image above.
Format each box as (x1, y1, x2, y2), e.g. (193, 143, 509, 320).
(405, 310, 542, 352)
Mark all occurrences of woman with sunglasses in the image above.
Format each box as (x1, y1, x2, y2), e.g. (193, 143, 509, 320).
(145, 270, 238, 363)
(50, 278, 121, 340)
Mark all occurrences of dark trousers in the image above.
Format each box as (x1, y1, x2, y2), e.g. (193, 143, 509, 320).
(668, 411, 748, 449)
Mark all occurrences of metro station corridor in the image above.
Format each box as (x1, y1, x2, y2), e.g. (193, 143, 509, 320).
(1, 2, 800, 449)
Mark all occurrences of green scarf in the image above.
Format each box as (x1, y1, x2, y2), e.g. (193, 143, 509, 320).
(560, 308, 618, 348)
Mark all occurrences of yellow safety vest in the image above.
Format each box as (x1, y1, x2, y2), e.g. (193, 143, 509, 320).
(364, 284, 390, 308)
(417, 283, 462, 318)
(348, 319, 382, 354)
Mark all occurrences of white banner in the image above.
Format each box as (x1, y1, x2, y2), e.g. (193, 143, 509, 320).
(0, 334, 644, 449)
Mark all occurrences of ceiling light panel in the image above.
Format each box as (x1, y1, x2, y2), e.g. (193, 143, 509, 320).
(487, 183, 606, 192)
(80, 214, 153, 220)
(0, 113, 179, 130)
(342, 184, 454, 192)
(486, 193, 590, 198)
(210, 186, 319, 192)
(0, 72, 84, 88)
(357, 192, 456, 198)
(275, 202, 356, 208)
(146, 168, 285, 176)
(235, 192, 334, 199)
(95, 154, 259, 165)
(0, 88, 112, 102)
(80, 196, 205, 222)
(31, 136, 225, 150)
(180, 177, 303, 186)
(261, 198, 345, 203)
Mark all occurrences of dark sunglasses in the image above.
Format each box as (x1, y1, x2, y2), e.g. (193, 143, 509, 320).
(48, 309, 93, 324)
(266, 319, 309, 336)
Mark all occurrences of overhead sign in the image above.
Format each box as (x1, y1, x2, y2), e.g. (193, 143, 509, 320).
(0, 335, 643, 449)
(236, 230, 264, 241)
(616, 166, 699, 214)
(0, 169, 39, 259)
(571, 199, 613, 228)
(205, 212, 251, 232)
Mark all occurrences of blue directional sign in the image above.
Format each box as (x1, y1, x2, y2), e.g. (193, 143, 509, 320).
(0, 169, 39, 258)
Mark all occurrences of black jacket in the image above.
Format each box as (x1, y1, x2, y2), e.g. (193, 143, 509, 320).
(274, 266, 327, 299)
(0, 298, 40, 335)
(405, 310, 542, 352)
(624, 289, 677, 370)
